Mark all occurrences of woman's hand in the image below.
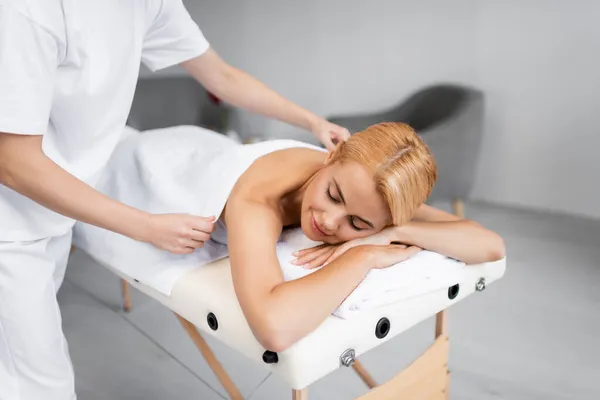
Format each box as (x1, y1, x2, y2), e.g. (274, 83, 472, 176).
(143, 213, 216, 255)
(293, 227, 408, 269)
(356, 244, 423, 270)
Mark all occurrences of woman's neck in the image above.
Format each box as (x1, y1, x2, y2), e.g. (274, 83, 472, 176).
(279, 170, 317, 227)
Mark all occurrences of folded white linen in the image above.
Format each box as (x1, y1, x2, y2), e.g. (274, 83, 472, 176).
(73, 125, 466, 319)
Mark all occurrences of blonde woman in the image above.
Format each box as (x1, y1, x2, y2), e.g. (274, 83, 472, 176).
(217, 122, 505, 351)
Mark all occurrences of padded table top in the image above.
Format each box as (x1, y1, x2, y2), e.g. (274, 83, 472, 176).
(94, 255, 506, 389)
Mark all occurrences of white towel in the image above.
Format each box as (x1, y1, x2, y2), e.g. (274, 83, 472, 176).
(73, 125, 465, 319)
(275, 228, 465, 319)
(73, 125, 324, 294)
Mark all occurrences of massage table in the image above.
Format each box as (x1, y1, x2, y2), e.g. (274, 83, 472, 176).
(71, 245, 505, 400)
(64, 122, 507, 398)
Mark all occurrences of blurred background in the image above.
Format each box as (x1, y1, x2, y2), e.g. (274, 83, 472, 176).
(136, 0, 600, 220)
(63, 1, 600, 399)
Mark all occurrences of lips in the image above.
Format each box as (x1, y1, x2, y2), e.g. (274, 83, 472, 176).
(311, 214, 328, 236)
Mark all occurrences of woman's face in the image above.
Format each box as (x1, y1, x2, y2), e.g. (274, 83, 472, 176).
(301, 160, 391, 244)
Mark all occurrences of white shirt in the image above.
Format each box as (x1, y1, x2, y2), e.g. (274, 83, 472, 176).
(0, 0, 209, 241)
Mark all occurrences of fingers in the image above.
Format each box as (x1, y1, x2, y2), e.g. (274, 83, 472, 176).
(292, 245, 332, 267)
(189, 229, 211, 243)
(334, 127, 351, 142)
(147, 213, 218, 255)
(189, 215, 215, 234)
(293, 244, 328, 258)
(302, 247, 336, 269)
(172, 247, 195, 255)
(403, 245, 422, 257)
(180, 216, 214, 251)
(323, 137, 336, 151)
(181, 238, 205, 249)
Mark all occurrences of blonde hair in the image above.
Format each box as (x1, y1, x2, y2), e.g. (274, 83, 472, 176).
(328, 122, 437, 226)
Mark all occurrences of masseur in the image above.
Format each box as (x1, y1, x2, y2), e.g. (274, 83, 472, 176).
(0, 1, 350, 399)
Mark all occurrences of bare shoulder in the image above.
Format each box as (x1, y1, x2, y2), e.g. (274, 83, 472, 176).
(230, 146, 325, 202)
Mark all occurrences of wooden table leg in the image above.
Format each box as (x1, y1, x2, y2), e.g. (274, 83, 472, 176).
(435, 309, 447, 338)
(292, 388, 308, 400)
(121, 279, 132, 312)
(352, 360, 378, 389)
(175, 314, 243, 400)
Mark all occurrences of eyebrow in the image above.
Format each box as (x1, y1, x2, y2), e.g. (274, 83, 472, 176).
(333, 178, 374, 228)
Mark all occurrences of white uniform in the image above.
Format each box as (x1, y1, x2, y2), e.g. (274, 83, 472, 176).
(0, 0, 209, 398)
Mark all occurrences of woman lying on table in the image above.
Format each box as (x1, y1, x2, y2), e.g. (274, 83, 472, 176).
(81, 121, 505, 352)
(219, 122, 505, 351)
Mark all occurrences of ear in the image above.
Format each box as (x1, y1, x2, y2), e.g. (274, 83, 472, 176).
(324, 151, 334, 165)
(324, 141, 343, 165)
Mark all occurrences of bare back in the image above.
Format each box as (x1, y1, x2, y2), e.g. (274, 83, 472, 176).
(221, 146, 326, 340)
(222, 146, 326, 228)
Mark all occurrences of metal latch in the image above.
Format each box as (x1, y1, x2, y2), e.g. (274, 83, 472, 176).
(340, 349, 356, 367)
(475, 277, 486, 292)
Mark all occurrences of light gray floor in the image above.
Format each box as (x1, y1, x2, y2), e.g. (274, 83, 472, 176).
(61, 201, 600, 399)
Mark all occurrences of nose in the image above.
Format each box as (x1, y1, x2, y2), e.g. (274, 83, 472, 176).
(322, 209, 344, 234)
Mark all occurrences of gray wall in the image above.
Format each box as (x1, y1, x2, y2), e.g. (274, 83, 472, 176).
(471, 0, 600, 219)
(142, 0, 600, 220)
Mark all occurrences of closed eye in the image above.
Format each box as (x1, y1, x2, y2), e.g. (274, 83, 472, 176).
(328, 183, 374, 230)
(327, 188, 340, 203)
(349, 216, 364, 231)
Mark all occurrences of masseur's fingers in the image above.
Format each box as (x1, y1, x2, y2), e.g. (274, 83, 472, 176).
(146, 213, 215, 254)
(189, 230, 211, 243)
(188, 215, 216, 235)
(312, 120, 351, 151)
(173, 246, 195, 255)
(180, 238, 204, 249)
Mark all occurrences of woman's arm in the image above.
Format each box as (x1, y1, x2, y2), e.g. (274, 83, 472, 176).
(225, 198, 373, 352)
(294, 204, 505, 268)
(390, 204, 506, 264)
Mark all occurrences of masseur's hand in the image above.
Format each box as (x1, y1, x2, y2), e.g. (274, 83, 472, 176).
(293, 227, 398, 269)
(144, 214, 215, 254)
(310, 119, 351, 151)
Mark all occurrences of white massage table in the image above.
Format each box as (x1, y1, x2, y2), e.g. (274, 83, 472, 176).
(73, 244, 506, 399)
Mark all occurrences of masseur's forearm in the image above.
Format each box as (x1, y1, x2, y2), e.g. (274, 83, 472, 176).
(182, 51, 320, 132)
(0, 134, 148, 240)
(267, 249, 371, 350)
(392, 221, 506, 265)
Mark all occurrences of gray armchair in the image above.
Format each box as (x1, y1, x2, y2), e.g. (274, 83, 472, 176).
(328, 84, 485, 217)
(127, 76, 227, 133)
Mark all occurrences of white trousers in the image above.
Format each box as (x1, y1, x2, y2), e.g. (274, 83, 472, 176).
(0, 230, 76, 400)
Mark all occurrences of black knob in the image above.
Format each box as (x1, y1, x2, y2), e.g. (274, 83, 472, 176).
(262, 350, 278, 364)
(448, 284, 460, 300)
(207, 312, 218, 331)
(375, 317, 391, 339)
